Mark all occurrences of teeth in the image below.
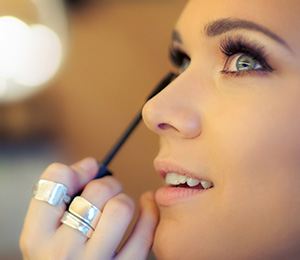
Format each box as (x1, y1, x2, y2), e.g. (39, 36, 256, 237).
(165, 173, 213, 189)
(200, 180, 213, 189)
(165, 173, 187, 185)
(186, 178, 200, 187)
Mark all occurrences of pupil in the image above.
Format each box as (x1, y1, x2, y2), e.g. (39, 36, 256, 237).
(236, 55, 256, 71)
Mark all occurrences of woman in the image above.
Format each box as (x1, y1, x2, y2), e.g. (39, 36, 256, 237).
(20, 0, 300, 259)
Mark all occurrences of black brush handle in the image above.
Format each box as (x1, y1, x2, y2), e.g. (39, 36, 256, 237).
(70, 73, 177, 200)
(94, 72, 178, 179)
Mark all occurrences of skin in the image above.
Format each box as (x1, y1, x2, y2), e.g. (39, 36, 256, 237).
(20, 1, 300, 259)
(142, 0, 300, 259)
(19, 159, 159, 260)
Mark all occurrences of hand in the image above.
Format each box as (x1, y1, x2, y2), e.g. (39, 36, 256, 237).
(19, 157, 159, 260)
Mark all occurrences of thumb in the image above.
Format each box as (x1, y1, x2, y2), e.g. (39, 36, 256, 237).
(116, 191, 159, 260)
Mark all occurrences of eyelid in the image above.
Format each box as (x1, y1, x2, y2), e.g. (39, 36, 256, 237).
(219, 34, 268, 57)
(169, 46, 191, 68)
(219, 34, 275, 74)
(169, 34, 275, 78)
(222, 53, 263, 72)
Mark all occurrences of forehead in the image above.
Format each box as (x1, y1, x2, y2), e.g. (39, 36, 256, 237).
(181, 0, 299, 21)
(176, 0, 300, 51)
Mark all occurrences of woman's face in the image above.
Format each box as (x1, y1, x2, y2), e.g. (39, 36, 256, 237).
(142, 0, 300, 259)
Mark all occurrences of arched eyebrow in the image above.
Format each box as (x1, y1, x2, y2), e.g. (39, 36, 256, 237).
(172, 17, 293, 53)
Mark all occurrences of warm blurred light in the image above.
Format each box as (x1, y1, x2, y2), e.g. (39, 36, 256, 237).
(0, 17, 29, 80)
(16, 24, 62, 87)
(0, 1, 67, 104)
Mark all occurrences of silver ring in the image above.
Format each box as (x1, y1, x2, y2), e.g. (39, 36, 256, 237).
(33, 179, 71, 206)
(68, 196, 101, 230)
(61, 211, 94, 238)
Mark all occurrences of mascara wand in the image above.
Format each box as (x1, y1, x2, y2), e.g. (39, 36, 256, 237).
(95, 72, 177, 179)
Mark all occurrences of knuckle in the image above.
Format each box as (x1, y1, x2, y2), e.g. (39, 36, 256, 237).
(50, 246, 72, 260)
(103, 176, 123, 192)
(42, 162, 76, 184)
(21, 240, 72, 260)
(19, 232, 35, 258)
(45, 162, 69, 174)
(84, 179, 109, 195)
(19, 234, 27, 255)
(84, 177, 122, 197)
(107, 194, 135, 217)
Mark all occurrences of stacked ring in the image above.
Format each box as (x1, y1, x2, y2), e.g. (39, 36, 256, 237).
(61, 196, 102, 238)
(68, 196, 101, 230)
(61, 211, 94, 238)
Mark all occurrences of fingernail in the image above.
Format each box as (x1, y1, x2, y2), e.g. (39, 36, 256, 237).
(78, 157, 97, 171)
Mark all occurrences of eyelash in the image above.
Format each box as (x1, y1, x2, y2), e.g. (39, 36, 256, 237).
(169, 48, 190, 72)
(169, 35, 274, 77)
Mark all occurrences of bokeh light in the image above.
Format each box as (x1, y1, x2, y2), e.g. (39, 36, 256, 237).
(0, 16, 63, 103)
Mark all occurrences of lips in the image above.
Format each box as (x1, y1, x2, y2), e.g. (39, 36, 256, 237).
(153, 159, 214, 206)
(154, 159, 213, 184)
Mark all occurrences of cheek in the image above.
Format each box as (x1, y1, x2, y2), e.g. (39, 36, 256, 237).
(209, 90, 300, 180)
(153, 81, 300, 259)
(153, 98, 300, 259)
(202, 91, 300, 256)
(208, 89, 300, 205)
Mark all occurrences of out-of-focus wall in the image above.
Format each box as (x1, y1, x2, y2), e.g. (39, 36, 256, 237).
(0, 1, 186, 259)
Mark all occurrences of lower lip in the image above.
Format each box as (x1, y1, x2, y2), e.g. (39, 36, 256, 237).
(155, 186, 211, 206)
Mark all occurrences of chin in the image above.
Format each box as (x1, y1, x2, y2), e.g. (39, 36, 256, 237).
(152, 219, 193, 260)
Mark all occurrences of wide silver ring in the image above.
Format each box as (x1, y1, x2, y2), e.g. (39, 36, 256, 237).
(33, 179, 71, 206)
(61, 211, 94, 238)
(68, 196, 101, 230)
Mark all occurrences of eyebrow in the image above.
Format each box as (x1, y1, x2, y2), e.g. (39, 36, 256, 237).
(172, 17, 293, 53)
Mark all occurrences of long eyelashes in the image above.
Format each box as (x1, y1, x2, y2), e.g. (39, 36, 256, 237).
(169, 34, 275, 77)
(169, 47, 190, 70)
(219, 35, 274, 75)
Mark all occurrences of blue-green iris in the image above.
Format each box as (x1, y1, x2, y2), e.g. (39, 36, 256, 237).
(236, 55, 259, 71)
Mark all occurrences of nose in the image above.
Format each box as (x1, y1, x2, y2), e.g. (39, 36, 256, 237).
(142, 74, 202, 139)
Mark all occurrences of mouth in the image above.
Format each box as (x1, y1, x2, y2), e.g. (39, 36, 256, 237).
(163, 172, 214, 189)
(154, 160, 214, 206)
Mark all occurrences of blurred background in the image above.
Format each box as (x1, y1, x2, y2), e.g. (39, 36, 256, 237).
(0, 0, 186, 259)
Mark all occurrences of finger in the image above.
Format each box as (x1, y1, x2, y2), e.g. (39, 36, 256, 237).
(20, 157, 99, 247)
(85, 193, 135, 259)
(115, 191, 159, 260)
(54, 176, 123, 250)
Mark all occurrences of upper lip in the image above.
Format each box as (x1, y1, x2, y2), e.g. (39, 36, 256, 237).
(154, 158, 213, 183)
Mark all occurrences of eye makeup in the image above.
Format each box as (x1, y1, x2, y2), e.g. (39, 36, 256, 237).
(169, 34, 275, 77)
(93, 36, 276, 180)
(219, 34, 274, 77)
(169, 47, 190, 68)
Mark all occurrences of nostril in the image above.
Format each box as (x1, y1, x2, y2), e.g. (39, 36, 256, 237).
(158, 123, 180, 133)
(158, 119, 201, 138)
(158, 123, 169, 130)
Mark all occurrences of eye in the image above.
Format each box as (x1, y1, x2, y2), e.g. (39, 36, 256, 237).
(169, 47, 191, 73)
(219, 35, 274, 77)
(223, 53, 263, 74)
